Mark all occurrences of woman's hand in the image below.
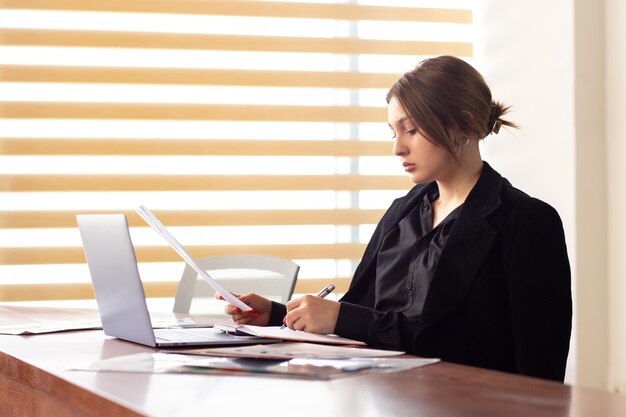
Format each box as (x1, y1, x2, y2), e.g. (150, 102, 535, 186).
(284, 295, 340, 334)
(216, 292, 272, 326)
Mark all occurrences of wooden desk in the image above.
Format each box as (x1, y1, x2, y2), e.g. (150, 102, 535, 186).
(1, 306, 625, 417)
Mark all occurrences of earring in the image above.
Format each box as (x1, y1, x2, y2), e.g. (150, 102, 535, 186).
(461, 135, 470, 146)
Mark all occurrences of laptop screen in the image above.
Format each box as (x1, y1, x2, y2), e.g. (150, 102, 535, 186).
(77, 214, 158, 346)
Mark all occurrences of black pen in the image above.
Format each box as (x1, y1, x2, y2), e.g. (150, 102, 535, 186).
(280, 284, 335, 329)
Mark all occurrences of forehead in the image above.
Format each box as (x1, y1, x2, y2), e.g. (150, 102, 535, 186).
(387, 97, 413, 127)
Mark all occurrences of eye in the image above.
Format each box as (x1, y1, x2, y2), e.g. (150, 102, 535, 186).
(406, 128, 417, 135)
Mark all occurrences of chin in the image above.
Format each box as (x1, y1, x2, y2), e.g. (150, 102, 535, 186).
(409, 172, 432, 184)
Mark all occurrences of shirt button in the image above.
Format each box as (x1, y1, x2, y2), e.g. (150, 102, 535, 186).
(423, 205, 430, 211)
(407, 282, 412, 290)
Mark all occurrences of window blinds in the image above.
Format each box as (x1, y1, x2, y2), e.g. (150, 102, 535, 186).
(0, 0, 472, 303)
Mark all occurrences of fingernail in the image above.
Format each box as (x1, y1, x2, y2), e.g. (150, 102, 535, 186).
(282, 316, 286, 323)
(233, 307, 240, 313)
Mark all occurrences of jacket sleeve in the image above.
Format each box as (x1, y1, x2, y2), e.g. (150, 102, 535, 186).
(334, 302, 421, 352)
(508, 203, 572, 381)
(268, 301, 287, 326)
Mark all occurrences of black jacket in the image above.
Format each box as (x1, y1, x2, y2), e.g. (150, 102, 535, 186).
(334, 161, 572, 382)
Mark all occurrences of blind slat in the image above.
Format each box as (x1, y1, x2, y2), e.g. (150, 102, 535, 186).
(0, 277, 353, 302)
(0, 65, 399, 89)
(0, 102, 386, 122)
(0, 138, 391, 157)
(0, 209, 385, 228)
(0, 0, 472, 24)
(1, 244, 367, 265)
(0, 29, 473, 57)
(1, 174, 410, 192)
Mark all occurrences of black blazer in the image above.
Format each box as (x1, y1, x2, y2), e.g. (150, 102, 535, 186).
(335, 161, 572, 381)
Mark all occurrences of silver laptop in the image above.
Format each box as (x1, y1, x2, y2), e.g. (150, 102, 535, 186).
(77, 214, 275, 348)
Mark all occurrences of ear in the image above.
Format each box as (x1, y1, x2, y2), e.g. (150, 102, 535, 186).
(444, 124, 466, 148)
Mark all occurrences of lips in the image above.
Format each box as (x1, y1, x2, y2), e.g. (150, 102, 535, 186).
(402, 162, 416, 172)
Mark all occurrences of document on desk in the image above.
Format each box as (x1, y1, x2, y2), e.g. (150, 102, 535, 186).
(135, 205, 252, 313)
(214, 324, 366, 346)
(0, 320, 102, 335)
(72, 352, 440, 379)
(0, 316, 203, 335)
(179, 342, 404, 360)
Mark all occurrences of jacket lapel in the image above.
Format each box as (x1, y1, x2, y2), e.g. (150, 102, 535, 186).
(355, 182, 433, 277)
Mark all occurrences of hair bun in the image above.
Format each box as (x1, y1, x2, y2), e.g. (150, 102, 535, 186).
(487, 104, 500, 135)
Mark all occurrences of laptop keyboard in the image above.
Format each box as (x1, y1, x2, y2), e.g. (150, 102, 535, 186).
(154, 328, 222, 342)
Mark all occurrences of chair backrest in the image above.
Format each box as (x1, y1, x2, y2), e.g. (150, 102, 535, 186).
(172, 255, 299, 314)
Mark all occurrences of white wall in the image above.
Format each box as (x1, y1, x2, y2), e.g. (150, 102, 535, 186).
(475, 0, 578, 384)
(573, 0, 609, 390)
(607, 0, 626, 393)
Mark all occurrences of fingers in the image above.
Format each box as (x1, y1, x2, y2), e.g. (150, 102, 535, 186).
(289, 315, 306, 331)
(284, 303, 305, 330)
(234, 316, 255, 325)
(286, 295, 304, 312)
(284, 296, 339, 334)
(215, 292, 241, 301)
(224, 304, 241, 315)
(225, 309, 250, 324)
(218, 292, 271, 327)
(284, 296, 302, 329)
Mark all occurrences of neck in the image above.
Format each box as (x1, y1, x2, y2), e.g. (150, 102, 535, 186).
(435, 155, 484, 208)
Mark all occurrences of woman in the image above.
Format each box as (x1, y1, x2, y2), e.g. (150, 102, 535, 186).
(220, 55, 572, 382)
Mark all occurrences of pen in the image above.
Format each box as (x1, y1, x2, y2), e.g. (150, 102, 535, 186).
(280, 284, 335, 329)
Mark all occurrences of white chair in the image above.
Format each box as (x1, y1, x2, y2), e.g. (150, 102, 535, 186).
(172, 255, 300, 314)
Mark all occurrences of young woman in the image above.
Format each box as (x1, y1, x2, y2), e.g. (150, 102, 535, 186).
(220, 55, 572, 382)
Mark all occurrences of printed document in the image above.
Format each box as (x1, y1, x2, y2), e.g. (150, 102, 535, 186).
(135, 205, 253, 313)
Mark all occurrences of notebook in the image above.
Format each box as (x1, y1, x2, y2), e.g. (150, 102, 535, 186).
(77, 214, 276, 348)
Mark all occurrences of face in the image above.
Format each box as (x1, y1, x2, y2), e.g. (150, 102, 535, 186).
(387, 96, 455, 184)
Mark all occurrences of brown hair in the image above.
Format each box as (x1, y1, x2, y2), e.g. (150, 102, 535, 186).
(386, 55, 517, 159)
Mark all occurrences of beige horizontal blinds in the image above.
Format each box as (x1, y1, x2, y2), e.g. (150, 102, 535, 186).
(0, 138, 391, 156)
(0, 66, 400, 88)
(0, 0, 473, 304)
(1, 175, 409, 192)
(0, 102, 386, 122)
(0, 209, 386, 228)
(0, 277, 354, 302)
(2, 244, 367, 265)
(0, 29, 472, 56)
(0, 1, 472, 23)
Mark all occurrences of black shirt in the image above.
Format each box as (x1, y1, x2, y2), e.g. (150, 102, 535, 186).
(268, 184, 463, 351)
(375, 185, 462, 319)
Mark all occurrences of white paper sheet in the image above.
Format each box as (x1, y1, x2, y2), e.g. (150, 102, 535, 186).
(215, 324, 366, 346)
(0, 320, 102, 335)
(135, 205, 253, 314)
(71, 352, 440, 379)
(180, 342, 404, 360)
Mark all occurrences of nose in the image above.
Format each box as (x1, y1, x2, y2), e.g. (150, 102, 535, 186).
(393, 136, 407, 157)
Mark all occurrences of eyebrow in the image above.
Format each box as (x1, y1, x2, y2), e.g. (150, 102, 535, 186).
(387, 116, 411, 128)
